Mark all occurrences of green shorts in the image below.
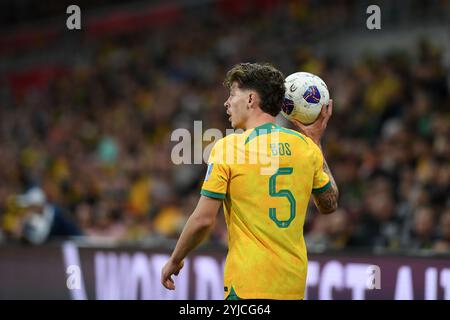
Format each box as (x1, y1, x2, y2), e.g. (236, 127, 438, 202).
(225, 287, 242, 300)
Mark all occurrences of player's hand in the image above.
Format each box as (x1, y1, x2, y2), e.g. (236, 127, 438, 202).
(161, 258, 184, 290)
(291, 99, 333, 146)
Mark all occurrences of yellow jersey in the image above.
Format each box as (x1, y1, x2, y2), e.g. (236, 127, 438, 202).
(201, 122, 330, 300)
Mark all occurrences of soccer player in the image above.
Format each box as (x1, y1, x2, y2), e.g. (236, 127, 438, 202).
(161, 63, 339, 300)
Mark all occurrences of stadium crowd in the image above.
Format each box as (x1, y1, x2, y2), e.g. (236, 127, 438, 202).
(0, 1, 448, 254)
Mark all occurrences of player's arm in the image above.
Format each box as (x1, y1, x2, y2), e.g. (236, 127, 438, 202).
(292, 99, 339, 214)
(161, 195, 222, 290)
(312, 151, 339, 214)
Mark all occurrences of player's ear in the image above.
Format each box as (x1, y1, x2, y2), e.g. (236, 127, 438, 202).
(248, 92, 257, 108)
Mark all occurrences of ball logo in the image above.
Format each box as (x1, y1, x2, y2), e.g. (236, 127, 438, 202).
(289, 83, 298, 92)
(303, 86, 321, 104)
(282, 98, 295, 115)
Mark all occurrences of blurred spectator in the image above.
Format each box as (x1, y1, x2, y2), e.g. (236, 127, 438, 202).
(401, 206, 437, 251)
(306, 208, 354, 251)
(10, 187, 82, 244)
(349, 176, 402, 250)
(433, 209, 450, 253)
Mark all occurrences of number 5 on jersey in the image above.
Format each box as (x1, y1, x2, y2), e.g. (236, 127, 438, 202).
(269, 167, 296, 228)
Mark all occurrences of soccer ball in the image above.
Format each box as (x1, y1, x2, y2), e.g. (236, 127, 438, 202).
(281, 72, 329, 125)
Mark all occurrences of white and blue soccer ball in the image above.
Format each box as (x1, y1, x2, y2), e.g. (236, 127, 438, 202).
(281, 72, 329, 125)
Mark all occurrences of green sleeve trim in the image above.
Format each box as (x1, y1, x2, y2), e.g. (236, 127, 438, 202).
(200, 189, 226, 200)
(312, 181, 331, 194)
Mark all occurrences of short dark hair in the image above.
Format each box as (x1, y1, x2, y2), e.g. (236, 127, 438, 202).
(223, 63, 285, 116)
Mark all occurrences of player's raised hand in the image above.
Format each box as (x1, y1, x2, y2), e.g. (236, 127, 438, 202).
(291, 99, 333, 146)
(161, 259, 184, 290)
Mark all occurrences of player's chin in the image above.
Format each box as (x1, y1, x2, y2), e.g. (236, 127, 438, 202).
(230, 118, 243, 129)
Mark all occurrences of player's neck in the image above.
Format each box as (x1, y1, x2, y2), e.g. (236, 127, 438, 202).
(244, 114, 276, 131)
